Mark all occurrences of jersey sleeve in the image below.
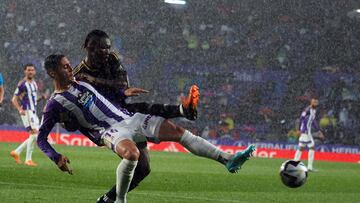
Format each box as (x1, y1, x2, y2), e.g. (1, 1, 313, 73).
(37, 100, 61, 163)
(298, 110, 306, 130)
(14, 82, 26, 96)
(312, 118, 320, 132)
(0, 73, 3, 86)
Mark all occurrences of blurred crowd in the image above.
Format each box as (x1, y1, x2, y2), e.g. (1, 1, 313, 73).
(0, 0, 359, 146)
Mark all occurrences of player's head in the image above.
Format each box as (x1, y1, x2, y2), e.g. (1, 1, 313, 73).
(44, 54, 73, 83)
(83, 29, 111, 65)
(310, 98, 319, 108)
(23, 64, 36, 79)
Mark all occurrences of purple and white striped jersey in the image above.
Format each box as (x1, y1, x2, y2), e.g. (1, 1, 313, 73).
(37, 81, 134, 163)
(299, 106, 319, 134)
(14, 79, 38, 111)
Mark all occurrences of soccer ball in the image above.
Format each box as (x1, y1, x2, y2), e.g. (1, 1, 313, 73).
(279, 160, 308, 188)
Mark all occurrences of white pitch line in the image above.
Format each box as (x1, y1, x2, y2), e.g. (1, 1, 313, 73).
(0, 181, 246, 202)
(0, 181, 103, 191)
(134, 191, 246, 203)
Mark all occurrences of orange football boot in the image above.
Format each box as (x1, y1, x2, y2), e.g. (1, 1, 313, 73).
(24, 160, 38, 167)
(10, 151, 22, 164)
(181, 85, 200, 108)
(180, 85, 200, 120)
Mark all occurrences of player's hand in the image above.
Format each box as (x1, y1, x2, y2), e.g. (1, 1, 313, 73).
(42, 93, 49, 100)
(317, 131, 325, 140)
(124, 87, 149, 97)
(57, 155, 73, 175)
(18, 109, 26, 115)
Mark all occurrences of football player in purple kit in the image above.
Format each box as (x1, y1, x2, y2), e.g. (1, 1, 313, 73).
(294, 98, 324, 172)
(39, 54, 255, 203)
(10, 64, 47, 166)
(72, 30, 199, 203)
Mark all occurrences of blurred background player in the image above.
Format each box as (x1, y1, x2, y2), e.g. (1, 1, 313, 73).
(0, 72, 4, 108)
(294, 98, 324, 172)
(40, 54, 255, 203)
(71, 29, 198, 203)
(10, 64, 47, 166)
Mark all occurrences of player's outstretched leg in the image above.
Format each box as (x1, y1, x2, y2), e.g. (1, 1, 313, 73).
(158, 120, 255, 173)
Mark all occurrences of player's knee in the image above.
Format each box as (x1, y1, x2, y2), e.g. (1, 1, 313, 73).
(30, 129, 38, 134)
(122, 147, 140, 161)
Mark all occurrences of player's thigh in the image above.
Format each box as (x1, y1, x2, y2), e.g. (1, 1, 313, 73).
(298, 142, 306, 149)
(157, 119, 185, 142)
(133, 113, 164, 143)
(102, 125, 139, 159)
(299, 133, 310, 142)
(20, 111, 31, 131)
(307, 135, 315, 148)
(28, 111, 40, 133)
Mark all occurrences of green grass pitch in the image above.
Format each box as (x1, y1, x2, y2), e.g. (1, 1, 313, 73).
(0, 142, 359, 202)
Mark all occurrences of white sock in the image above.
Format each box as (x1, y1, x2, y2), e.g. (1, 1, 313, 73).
(25, 134, 37, 161)
(15, 138, 29, 154)
(115, 159, 138, 203)
(180, 130, 231, 162)
(308, 149, 315, 170)
(179, 105, 184, 116)
(294, 150, 302, 161)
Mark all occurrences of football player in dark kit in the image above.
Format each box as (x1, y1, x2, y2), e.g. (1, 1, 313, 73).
(70, 30, 199, 203)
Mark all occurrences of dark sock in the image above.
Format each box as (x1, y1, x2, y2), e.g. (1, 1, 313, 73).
(148, 104, 182, 119)
(217, 155, 229, 165)
(104, 186, 116, 202)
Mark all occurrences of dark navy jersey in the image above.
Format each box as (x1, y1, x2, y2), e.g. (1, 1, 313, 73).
(72, 52, 128, 104)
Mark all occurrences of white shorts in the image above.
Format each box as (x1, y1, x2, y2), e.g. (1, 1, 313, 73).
(101, 113, 164, 152)
(298, 133, 315, 148)
(20, 110, 40, 131)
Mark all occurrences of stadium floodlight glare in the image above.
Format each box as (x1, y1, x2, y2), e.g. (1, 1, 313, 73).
(356, 9, 360, 13)
(164, 0, 186, 5)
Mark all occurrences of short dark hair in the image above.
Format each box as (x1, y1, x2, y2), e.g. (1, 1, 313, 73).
(44, 54, 65, 74)
(83, 29, 110, 48)
(23, 63, 35, 70)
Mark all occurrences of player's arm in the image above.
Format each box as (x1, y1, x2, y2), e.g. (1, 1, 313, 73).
(37, 102, 72, 174)
(298, 111, 306, 131)
(11, 94, 25, 115)
(312, 120, 324, 139)
(124, 87, 149, 97)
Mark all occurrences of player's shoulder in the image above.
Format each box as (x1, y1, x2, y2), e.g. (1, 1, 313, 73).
(73, 60, 88, 75)
(17, 78, 27, 87)
(110, 51, 121, 61)
(109, 51, 124, 69)
(44, 93, 62, 113)
(301, 106, 311, 116)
